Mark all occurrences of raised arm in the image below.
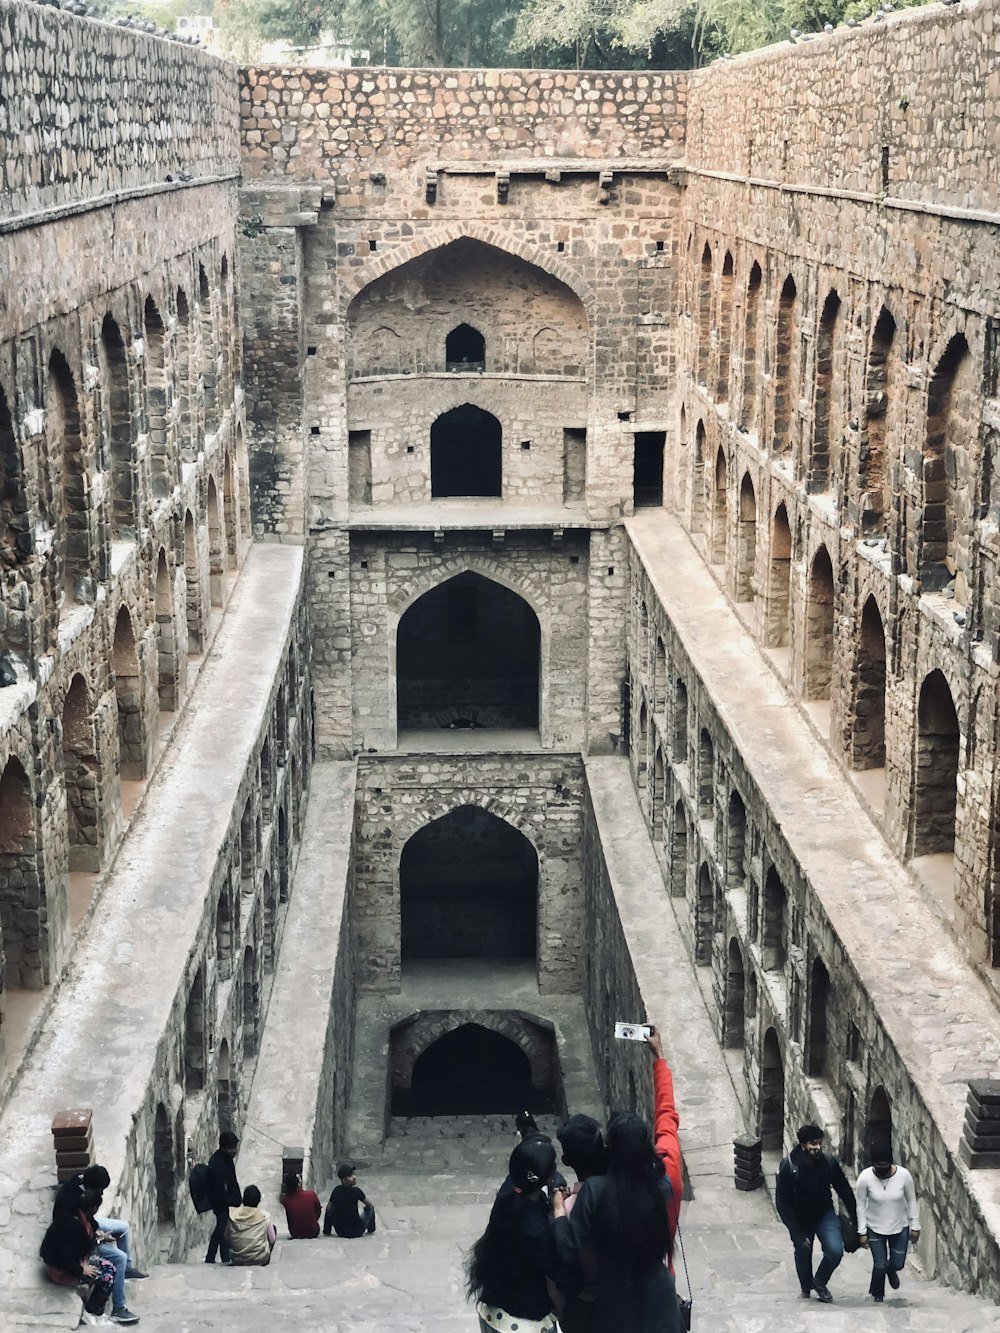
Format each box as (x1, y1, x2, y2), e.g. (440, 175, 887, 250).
(647, 1026, 683, 1235)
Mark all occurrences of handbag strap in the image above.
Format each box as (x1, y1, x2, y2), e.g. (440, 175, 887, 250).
(675, 1219, 692, 1300)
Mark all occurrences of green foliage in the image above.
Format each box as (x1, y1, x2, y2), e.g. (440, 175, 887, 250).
(210, 0, 939, 68)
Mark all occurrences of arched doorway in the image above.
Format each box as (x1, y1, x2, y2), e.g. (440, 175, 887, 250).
(217, 1039, 234, 1132)
(865, 1086, 893, 1165)
(153, 1103, 175, 1226)
(113, 606, 146, 779)
(430, 404, 501, 497)
(396, 572, 540, 733)
(396, 1024, 550, 1116)
(0, 756, 42, 987)
(805, 547, 835, 700)
(760, 1028, 785, 1151)
(62, 674, 102, 872)
(446, 324, 486, 369)
(852, 596, 887, 770)
(400, 806, 538, 965)
(725, 939, 745, 1048)
(913, 669, 959, 856)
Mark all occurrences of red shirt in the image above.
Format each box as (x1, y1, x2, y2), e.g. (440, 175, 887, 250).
(282, 1187, 321, 1239)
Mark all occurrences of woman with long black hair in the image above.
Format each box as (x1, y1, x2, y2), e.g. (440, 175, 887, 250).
(552, 1103, 682, 1333)
(466, 1138, 566, 1333)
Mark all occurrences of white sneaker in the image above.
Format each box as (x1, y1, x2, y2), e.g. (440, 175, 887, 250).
(79, 1313, 113, 1327)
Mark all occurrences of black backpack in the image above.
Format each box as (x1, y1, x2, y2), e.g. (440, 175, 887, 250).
(188, 1162, 213, 1214)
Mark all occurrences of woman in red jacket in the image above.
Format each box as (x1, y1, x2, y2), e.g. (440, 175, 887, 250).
(646, 1024, 683, 1248)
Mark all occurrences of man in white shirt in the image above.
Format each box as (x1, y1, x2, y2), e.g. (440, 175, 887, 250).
(855, 1145, 920, 1303)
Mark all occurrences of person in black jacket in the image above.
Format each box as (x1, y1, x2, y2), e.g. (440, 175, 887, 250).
(775, 1123, 858, 1304)
(205, 1130, 241, 1264)
(466, 1139, 567, 1333)
(40, 1188, 117, 1324)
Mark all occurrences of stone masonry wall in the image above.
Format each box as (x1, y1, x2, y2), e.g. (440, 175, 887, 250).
(685, 4, 1000, 211)
(353, 753, 585, 995)
(674, 6, 1000, 963)
(0, 1, 239, 220)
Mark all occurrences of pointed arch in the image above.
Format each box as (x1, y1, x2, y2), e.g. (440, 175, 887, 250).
(206, 475, 223, 607)
(396, 570, 540, 733)
(62, 673, 105, 871)
(175, 287, 194, 461)
(742, 261, 762, 430)
(223, 450, 237, 562)
(913, 669, 959, 856)
(144, 296, 171, 499)
(717, 251, 734, 400)
(852, 596, 887, 770)
(48, 351, 90, 605)
(725, 938, 745, 1048)
(154, 546, 180, 711)
(670, 800, 688, 898)
(760, 1028, 785, 1150)
(446, 323, 486, 368)
(100, 314, 136, 539)
(766, 503, 792, 648)
(735, 473, 757, 604)
(113, 605, 147, 778)
(697, 243, 713, 384)
(922, 333, 972, 597)
(199, 263, 218, 434)
(691, 420, 706, 532)
(0, 755, 43, 987)
(811, 289, 842, 492)
(861, 306, 896, 531)
(711, 446, 727, 565)
(183, 508, 202, 654)
(773, 275, 798, 457)
(807, 955, 832, 1078)
(804, 546, 835, 700)
(696, 862, 714, 964)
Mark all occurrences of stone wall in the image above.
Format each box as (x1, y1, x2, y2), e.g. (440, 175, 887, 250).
(0, 1, 239, 220)
(241, 66, 686, 188)
(675, 5, 1000, 964)
(353, 752, 585, 995)
(685, 5, 1000, 211)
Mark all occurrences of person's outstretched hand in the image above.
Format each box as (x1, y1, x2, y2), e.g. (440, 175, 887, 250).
(646, 1025, 665, 1061)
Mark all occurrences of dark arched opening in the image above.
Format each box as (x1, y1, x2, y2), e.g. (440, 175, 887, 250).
(430, 404, 501, 497)
(397, 1024, 551, 1116)
(864, 1086, 893, 1165)
(760, 1028, 785, 1151)
(446, 323, 486, 370)
(400, 806, 537, 964)
(913, 669, 959, 856)
(725, 938, 745, 1049)
(396, 572, 539, 732)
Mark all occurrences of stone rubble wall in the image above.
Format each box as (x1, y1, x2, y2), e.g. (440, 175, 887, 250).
(241, 66, 687, 188)
(0, 0, 239, 221)
(686, 2, 1000, 212)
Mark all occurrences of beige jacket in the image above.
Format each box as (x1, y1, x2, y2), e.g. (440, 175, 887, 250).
(228, 1204, 272, 1265)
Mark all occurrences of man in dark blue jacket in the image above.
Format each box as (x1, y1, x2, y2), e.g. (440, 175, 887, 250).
(776, 1123, 857, 1303)
(205, 1130, 241, 1263)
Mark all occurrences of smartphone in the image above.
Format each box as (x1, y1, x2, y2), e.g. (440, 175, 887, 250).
(614, 1022, 652, 1042)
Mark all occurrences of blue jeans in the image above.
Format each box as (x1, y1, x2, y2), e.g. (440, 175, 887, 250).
(95, 1217, 129, 1311)
(793, 1208, 844, 1292)
(868, 1228, 909, 1299)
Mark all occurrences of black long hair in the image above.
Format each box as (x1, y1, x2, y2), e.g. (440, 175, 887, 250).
(466, 1191, 530, 1306)
(593, 1110, 672, 1281)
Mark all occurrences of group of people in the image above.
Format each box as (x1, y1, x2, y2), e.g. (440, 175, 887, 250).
(466, 1025, 685, 1333)
(203, 1129, 377, 1265)
(776, 1122, 920, 1304)
(40, 1164, 146, 1326)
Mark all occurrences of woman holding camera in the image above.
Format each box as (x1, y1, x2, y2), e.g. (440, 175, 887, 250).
(551, 1025, 683, 1333)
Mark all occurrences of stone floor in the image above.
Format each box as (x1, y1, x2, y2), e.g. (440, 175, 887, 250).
(132, 1114, 1000, 1332)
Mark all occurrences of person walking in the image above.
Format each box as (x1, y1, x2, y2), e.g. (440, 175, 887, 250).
(776, 1123, 858, 1304)
(856, 1145, 920, 1303)
(205, 1130, 241, 1264)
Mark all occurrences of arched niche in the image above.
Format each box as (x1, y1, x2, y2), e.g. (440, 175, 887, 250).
(395, 571, 540, 735)
(446, 323, 485, 369)
(394, 1022, 548, 1116)
(399, 805, 538, 967)
(345, 236, 588, 378)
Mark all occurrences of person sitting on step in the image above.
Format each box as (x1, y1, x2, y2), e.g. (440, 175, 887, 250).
(280, 1171, 322, 1240)
(52, 1166, 144, 1325)
(228, 1186, 277, 1266)
(41, 1186, 137, 1325)
(324, 1164, 376, 1238)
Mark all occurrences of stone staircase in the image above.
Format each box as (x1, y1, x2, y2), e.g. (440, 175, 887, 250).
(122, 1116, 1000, 1333)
